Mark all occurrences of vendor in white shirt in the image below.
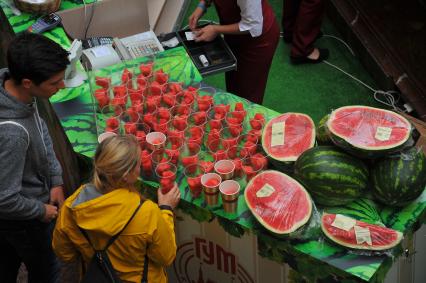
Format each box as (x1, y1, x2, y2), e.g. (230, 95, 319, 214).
(189, 0, 280, 105)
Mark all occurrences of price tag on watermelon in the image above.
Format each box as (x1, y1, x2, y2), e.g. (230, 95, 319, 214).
(271, 122, 285, 147)
(331, 214, 356, 231)
(354, 225, 372, 246)
(375, 126, 392, 141)
(256, 184, 275, 198)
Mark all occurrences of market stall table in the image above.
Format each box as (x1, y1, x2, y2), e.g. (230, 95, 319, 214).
(1, 2, 425, 282)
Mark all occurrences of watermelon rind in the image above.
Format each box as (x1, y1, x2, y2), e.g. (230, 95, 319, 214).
(244, 170, 312, 234)
(327, 106, 412, 156)
(261, 113, 315, 163)
(316, 114, 332, 145)
(371, 147, 426, 206)
(321, 213, 403, 251)
(294, 146, 369, 206)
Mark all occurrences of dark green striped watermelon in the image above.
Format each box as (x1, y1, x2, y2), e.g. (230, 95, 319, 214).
(294, 146, 369, 206)
(261, 113, 315, 167)
(372, 147, 426, 206)
(244, 170, 312, 234)
(316, 114, 332, 145)
(321, 213, 403, 250)
(327, 106, 413, 158)
(325, 198, 384, 226)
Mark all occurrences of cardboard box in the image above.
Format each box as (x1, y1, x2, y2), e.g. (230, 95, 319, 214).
(401, 113, 426, 156)
(57, 0, 185, 39)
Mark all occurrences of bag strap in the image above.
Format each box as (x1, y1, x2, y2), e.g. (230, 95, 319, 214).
(0, 121, 30, 150)
(141, 255, 148, 283)
(79, 199, 143, 250)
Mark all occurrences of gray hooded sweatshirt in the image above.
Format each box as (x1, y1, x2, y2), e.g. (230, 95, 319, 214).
(0, 68, 63, 220)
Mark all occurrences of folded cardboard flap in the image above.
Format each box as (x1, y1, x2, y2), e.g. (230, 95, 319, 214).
(401, 112, 426, 156)
(57, 0, 150, 39)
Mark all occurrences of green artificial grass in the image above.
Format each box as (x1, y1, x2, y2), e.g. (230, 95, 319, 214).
(181, 0, 383, 123)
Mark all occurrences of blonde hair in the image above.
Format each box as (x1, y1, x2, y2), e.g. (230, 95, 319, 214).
(93, 135, 141, 193)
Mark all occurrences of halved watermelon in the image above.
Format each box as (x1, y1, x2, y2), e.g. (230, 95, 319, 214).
(327, 106, 412, 157)
(261, 113, 315, 165)
(244, 170, 312, 234)
(321, 213, 403, 250)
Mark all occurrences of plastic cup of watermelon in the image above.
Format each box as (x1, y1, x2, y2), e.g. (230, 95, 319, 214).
(184, 125, 205, 146)
(153, 69, 169, 85)
(225, 111, 246, 128)
(219, 127, 241, 150)
(242, 154, 267, 182)
(161, 91, 178, 108)
(140, 149, 154, 180)
(128, 86, 144, 104)
(146, 132, 166, 151)
(178, 88, 197, 109)
(135, 122, 151, 150)
(103, 116, 122, 135)
(219, 180, 240, 214)
(207, 139, 227, 162)
(180, 142, 201, 169)
(184, 164, 206, 198)
(155, 162, 177, 194)
(145, 95, 161, 113)
(152, 116, 171, 134)
(94, 76, 112, 90)
(225, 145, 249, 179)
(151, 149, 172, 173)
(189, 111, 208, 127)
(238, 133, 259, 156)
(195, 87, 216, 111)
(164, 138, 183, 166)
(214, 159, 235, 180)
(93, 88, 110, 112)
(139, 61, 154, 78)
(201, 173, 222, 206)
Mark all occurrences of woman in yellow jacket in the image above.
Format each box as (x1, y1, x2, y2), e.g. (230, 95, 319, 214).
(52, 135, 180, 282)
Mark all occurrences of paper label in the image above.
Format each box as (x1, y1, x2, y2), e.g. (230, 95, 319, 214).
(331, 214, 357, 231)
(256, 184, 275, 198)
(91, 46, 111, 58)
(375, 126, 392, 141)
(185, 32, 195, 41)
(271, 122, 285, 147)
(354, 225, 372, 246)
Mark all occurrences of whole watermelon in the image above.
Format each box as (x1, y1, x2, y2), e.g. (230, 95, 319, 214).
(371, 147, 426, 206)
(294, 146, 369, 206)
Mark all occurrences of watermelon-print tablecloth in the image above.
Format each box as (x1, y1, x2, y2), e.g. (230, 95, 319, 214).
(2, 4, 425, 282)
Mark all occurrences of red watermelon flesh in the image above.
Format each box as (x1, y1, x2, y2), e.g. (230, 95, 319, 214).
(262, 113, 315, 162)
(321, 213, 403, 250)
(327, 106, 412, 151)
(244, 170, 312, 234)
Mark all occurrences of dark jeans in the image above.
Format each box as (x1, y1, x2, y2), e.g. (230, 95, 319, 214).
(0, 219, 60, 283)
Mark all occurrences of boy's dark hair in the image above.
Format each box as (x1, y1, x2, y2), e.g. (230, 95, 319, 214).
(7, 32, 70, 85)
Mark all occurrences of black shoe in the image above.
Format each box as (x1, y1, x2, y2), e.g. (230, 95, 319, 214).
(282, 31, 324, 44)
(290, 48, 330, 65)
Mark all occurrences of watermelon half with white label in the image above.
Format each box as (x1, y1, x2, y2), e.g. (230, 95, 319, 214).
(261, 113, 315, 166)
(244, 170, 312, 234)
(321, 213, 403, 250)
(327, 106, 412, 158)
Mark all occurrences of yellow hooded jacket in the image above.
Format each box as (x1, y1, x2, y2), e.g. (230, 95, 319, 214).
(52, 185, 176, 283)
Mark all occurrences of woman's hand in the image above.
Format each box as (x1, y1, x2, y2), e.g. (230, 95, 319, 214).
(189, 6, 204, 30)
(195, 25, 219, 42)
(158, 185, 181, 209)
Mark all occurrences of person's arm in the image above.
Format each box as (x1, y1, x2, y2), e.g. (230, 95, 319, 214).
(0, 133, 45, 220)
(52, 206, 80, 262)
(194, 0, 263, 42)
(145, 204, 177, 266)
(40, 118, 65, 208)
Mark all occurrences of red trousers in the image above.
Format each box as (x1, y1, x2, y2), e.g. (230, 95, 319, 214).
(282, 0, 325, 57)
(224, 21, 280, 105)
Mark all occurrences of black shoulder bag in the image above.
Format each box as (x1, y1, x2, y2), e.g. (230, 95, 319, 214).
(79, 200, 149, 283)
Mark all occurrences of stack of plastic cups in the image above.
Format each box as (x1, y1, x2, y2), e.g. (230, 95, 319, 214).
(219, 180, 240, 214)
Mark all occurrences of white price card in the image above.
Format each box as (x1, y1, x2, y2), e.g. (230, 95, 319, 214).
(271, 122, 285, 147)
(185, 32, 196, 41)
(375, 126, 392, 141)
(331, 214, 357, 231)
(256, 184, 275, 198)
(354, 225, 372, 246)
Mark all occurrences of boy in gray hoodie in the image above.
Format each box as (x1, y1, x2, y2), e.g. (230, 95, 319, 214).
(0, 33, 69, 283)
